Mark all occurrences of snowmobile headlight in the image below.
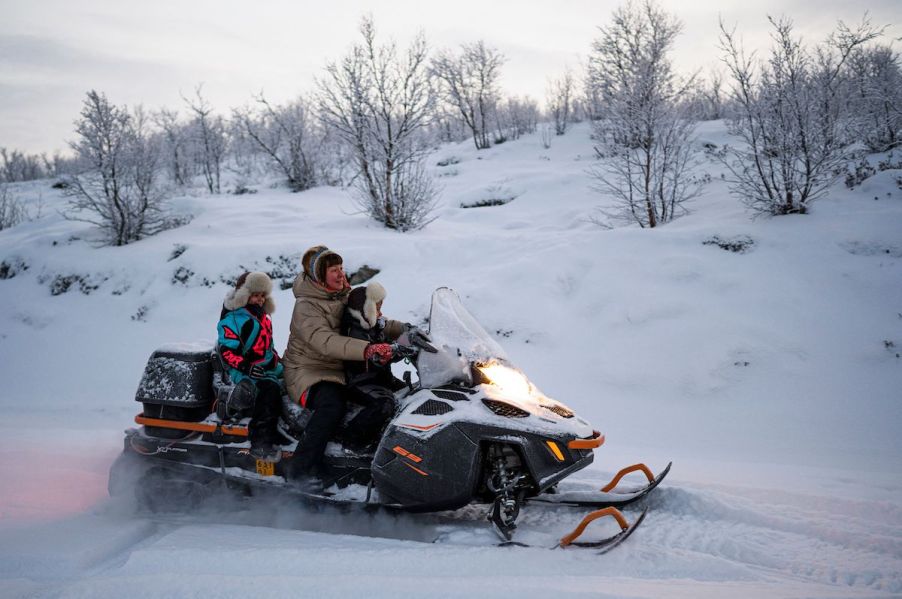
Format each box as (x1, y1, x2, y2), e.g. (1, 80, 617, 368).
(477, 363, 531, 396)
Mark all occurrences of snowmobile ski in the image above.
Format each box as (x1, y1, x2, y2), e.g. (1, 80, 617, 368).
(530, 461, 671, 508)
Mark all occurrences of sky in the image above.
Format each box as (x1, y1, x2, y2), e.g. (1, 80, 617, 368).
(1, 0, 899, 156)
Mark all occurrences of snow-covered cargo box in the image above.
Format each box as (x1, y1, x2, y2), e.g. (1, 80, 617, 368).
(134, 343, 215, 423)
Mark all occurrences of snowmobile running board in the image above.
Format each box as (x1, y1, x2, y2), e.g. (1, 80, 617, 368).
(529, 462, 672, 508)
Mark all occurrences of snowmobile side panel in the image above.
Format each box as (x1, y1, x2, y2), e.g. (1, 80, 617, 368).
(372, 424, 481, 512)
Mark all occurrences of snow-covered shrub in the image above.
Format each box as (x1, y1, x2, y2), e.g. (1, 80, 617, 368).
(0, 257, 28, 279)
(702, 235, 755, 253)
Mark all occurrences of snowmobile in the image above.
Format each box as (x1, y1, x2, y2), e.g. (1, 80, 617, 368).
(109, 287, 670, 552)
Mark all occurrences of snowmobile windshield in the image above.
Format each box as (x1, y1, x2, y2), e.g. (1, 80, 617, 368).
(417, 288, 512, 389)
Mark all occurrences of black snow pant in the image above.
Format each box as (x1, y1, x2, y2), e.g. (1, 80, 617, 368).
(248, 378, 282, 447)
(288, 381, 395, 478)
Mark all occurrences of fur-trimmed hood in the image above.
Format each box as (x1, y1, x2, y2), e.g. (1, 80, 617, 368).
(224, 271, 275, 314)
(346, 282, 386, 329)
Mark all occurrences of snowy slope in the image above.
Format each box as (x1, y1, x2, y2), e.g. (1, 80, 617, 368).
(1, 121, 901, 598)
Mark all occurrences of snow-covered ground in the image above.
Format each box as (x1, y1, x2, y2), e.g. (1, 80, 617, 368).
(1, 121, 900, 598)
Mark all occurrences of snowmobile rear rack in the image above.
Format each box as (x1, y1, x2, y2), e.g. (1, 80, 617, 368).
(134, 413, 249, 437)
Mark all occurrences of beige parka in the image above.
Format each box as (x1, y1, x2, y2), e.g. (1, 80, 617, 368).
(281, 275, 403, 402)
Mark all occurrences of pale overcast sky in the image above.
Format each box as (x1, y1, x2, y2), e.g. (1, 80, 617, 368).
(1, 0, 898, 155)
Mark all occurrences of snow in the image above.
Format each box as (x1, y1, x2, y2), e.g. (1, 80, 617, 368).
(1, 121, 901, 597)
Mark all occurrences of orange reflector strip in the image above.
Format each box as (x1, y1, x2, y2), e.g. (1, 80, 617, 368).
(568, 434, 605, 450)
(545, 440, 565, 461)
(397, 423, 440, 431)
(402, 461, 429, 476)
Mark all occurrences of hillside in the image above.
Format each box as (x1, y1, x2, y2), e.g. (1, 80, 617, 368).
(1, 121, 900, 598)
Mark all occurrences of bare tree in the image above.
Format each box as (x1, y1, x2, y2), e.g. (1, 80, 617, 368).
(0, 184, 26, 230)
(432, 40, 505, 150)
(234, 94, 319, 191)
(0, 148, 48, 182)
(846, 44, 902, 152)
(547, 68, 575, 135)
(183, 85, 226, 194)
(317, 16, 438, 231)
(64, 91, 168, 246)
(154, 108, 191, 186)
(719, 16, 882, 216)
(587, 0, 700, 228)
(494, 95, 539, 142)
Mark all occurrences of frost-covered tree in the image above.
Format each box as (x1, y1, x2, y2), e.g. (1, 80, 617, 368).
(0, 184, 26, 230)
(234, 94, 319, 191)
(719, 16, 881, 216)
(65, 91, 168, 246)
(494, 96, 539, 142)
(432, 41, 505, 150)
(0, 148, 48, 182)
(317, 16, 437, 231)
(153, 109, 191, 187)
(547, 69, 575, 135)
(183, 86, 226, 194)
(587, 0, 699, 228)
(845, 44, 902, 152)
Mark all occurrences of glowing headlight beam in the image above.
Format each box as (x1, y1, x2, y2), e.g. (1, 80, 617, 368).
(477, 363, 531, 396)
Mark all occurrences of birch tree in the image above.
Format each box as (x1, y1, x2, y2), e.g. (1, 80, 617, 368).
(64, 91, 168, 245)
(719, 16, 882, 215)
(587, 0, 699, 228)
(432, 41, 505, 150)
(317, 16, 437, 231)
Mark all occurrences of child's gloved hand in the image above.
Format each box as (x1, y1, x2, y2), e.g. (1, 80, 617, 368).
(364, 343, 393, 365)
(239, 360, 266, 378)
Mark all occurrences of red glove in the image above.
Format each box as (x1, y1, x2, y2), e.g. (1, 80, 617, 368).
(364, 343, 393, 365)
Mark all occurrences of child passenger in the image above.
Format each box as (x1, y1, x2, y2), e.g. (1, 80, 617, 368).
(217, 271, 284, 462)
(339, 282, 406, 450)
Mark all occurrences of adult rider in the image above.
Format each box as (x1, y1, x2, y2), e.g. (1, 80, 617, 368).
(281, 246, 416, 486)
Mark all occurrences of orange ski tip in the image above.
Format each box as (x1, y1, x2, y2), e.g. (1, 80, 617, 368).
(567, 434, 605, 450)
(559, 507, 630, 547)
